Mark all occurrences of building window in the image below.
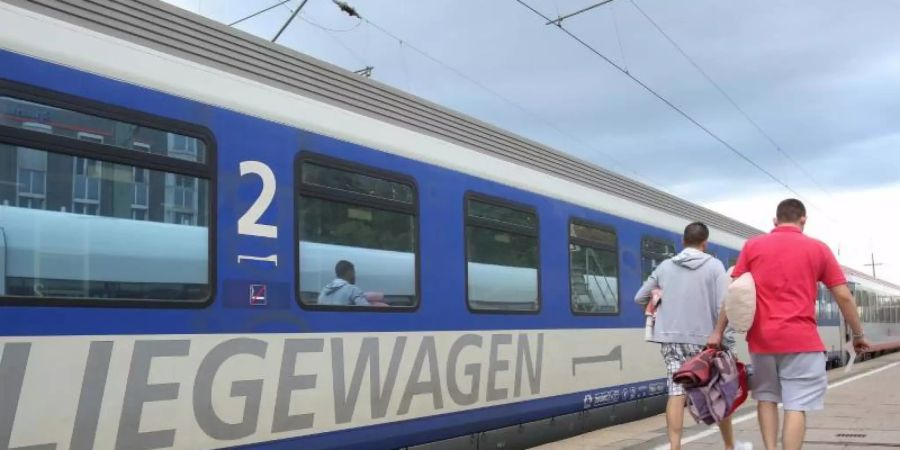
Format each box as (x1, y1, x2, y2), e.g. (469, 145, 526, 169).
(465, 194, 539, 312)
(641, 236, 676, 280)
(131, 142, 151, 220)
(0, 86, 213, 304)
(569, 220, 618, 314)
(16, 147, 47, 209)
(72, 156, 102, 215)
(168, 133, 201, 162)
(166, 174, 198, 225)
(296, 156, 417, 309)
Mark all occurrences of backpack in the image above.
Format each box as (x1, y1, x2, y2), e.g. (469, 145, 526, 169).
(725, 271, 756, 333)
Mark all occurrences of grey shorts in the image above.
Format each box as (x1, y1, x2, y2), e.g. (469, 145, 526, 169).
(750, 352, 827, 411)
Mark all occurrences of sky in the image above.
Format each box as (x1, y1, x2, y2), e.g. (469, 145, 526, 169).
(164, 0, 900, 283)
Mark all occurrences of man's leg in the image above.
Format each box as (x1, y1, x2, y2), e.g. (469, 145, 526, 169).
(661, 343, 703, 450)
(780, 352, 828, 450)
(666, 394, 686, 450)
(750, 354, 781, 450)
(757, 401, 779, 450)
(782, 411, 806, 450)
(718, 415, 735, 450)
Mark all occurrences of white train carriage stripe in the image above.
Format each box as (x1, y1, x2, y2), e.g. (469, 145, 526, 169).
(0, 329, 662, 450)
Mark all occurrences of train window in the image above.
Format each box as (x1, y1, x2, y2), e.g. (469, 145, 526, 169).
(815, 284, 823, 320)
(894, 297, 900, 323)
(0, 89, 212, 304)
(296, 156, 417, 309)
(857, 289, 866, 322)
(860, 289, 872, 322)
(0, 96, 207, 162)
(894, 297, 899, 323)
(641, 236, 676, 280)
(569, 220, 618, 315)
(465, 194, 539, 312)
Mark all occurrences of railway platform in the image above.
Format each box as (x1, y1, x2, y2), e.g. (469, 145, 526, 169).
(534, 351, 900, 450)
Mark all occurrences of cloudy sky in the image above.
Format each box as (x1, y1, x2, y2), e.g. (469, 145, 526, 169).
(165, 0, 900, 282)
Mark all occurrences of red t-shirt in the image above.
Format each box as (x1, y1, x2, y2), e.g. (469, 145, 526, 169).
(732, 225, 846, 354)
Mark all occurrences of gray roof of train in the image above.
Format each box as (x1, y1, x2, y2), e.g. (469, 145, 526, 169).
(12, 0, 764, 239)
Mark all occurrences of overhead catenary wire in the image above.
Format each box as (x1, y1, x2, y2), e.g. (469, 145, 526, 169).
(609, 2, 629, 73)
(225, 1, 703, 191)
(228, 0, 660, 185)
(628, 0, 837, 201)
(298, 12, 362, 33)
(228, 0, 292, 27)
(515, 0, 829, 217)
(354, 13, 647, 181)
(272, 3, 368, 66)
(272, 0, 308, 42)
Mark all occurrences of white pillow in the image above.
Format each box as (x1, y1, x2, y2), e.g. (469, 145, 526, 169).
(725, 272, 756, 333)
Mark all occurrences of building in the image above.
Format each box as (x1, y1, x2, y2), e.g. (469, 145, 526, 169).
(0, 95, 208, 226)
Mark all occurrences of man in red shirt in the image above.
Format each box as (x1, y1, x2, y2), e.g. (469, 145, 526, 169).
(709, 199, 870, 450)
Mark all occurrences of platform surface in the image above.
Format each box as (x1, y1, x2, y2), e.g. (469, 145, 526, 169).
(533, 351, 900, 450)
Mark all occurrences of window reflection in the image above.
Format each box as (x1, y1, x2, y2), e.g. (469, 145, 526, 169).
(641, 236, 676, 280)
(297, 160, 417, 308)
(0, 96, 206, 163)
(570, 222, 618, 314)
(0, 144, 210, 301)
(466, 197, 539, 312)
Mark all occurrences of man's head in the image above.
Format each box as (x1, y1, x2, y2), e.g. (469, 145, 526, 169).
(335, 260, 355, 284)
(774, 198, 807, 230)
(683, 221, 709, 251)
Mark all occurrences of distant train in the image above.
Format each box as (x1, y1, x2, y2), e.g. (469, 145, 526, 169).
(0, 1, 898, 450)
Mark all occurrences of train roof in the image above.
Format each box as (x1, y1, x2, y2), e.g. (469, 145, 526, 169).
(843, 265, 900, 295)
(6, 0, 765, 241)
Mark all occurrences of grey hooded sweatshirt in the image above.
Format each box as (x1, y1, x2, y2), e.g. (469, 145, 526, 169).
(634, 247, 731, 346)
(318, 279, 368, 306)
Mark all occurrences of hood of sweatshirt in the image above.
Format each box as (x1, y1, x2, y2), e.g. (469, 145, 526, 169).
(671, 247, 713, 270)
(322, 278, 349, 295)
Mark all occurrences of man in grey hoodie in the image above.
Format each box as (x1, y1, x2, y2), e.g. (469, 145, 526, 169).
(635, 222, 744, 450)
(318, 260, 371, 306)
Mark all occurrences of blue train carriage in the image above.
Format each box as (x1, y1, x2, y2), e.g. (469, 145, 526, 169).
(0, 1, 885, 449)
(844, 268, 900, 358)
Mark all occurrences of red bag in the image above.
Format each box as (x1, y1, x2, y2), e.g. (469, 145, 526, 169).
(673, 347, 718, 388)
(725, 360, 749, 417)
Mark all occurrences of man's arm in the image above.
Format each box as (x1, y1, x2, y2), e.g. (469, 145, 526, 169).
(818, 242, 870, 352)
(830, 283, 871, 352)
(348, 285, 371, 306)
(708, 302, 729, 348)
(634, 268, 660, 307)
(707, 269, 730, 348)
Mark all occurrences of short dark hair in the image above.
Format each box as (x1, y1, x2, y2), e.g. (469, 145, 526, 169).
(335, 260, 355, 278)
(776, 198, 806, 223)
(683, 222, 709, 246)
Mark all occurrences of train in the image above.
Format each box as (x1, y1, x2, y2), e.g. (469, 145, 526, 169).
(0, 1, 898, 449)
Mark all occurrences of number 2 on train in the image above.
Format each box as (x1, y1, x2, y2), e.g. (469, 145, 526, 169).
(237, 160, 279, 266)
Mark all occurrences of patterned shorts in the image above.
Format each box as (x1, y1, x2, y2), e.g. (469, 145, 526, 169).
(661, 343, 707, 396)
